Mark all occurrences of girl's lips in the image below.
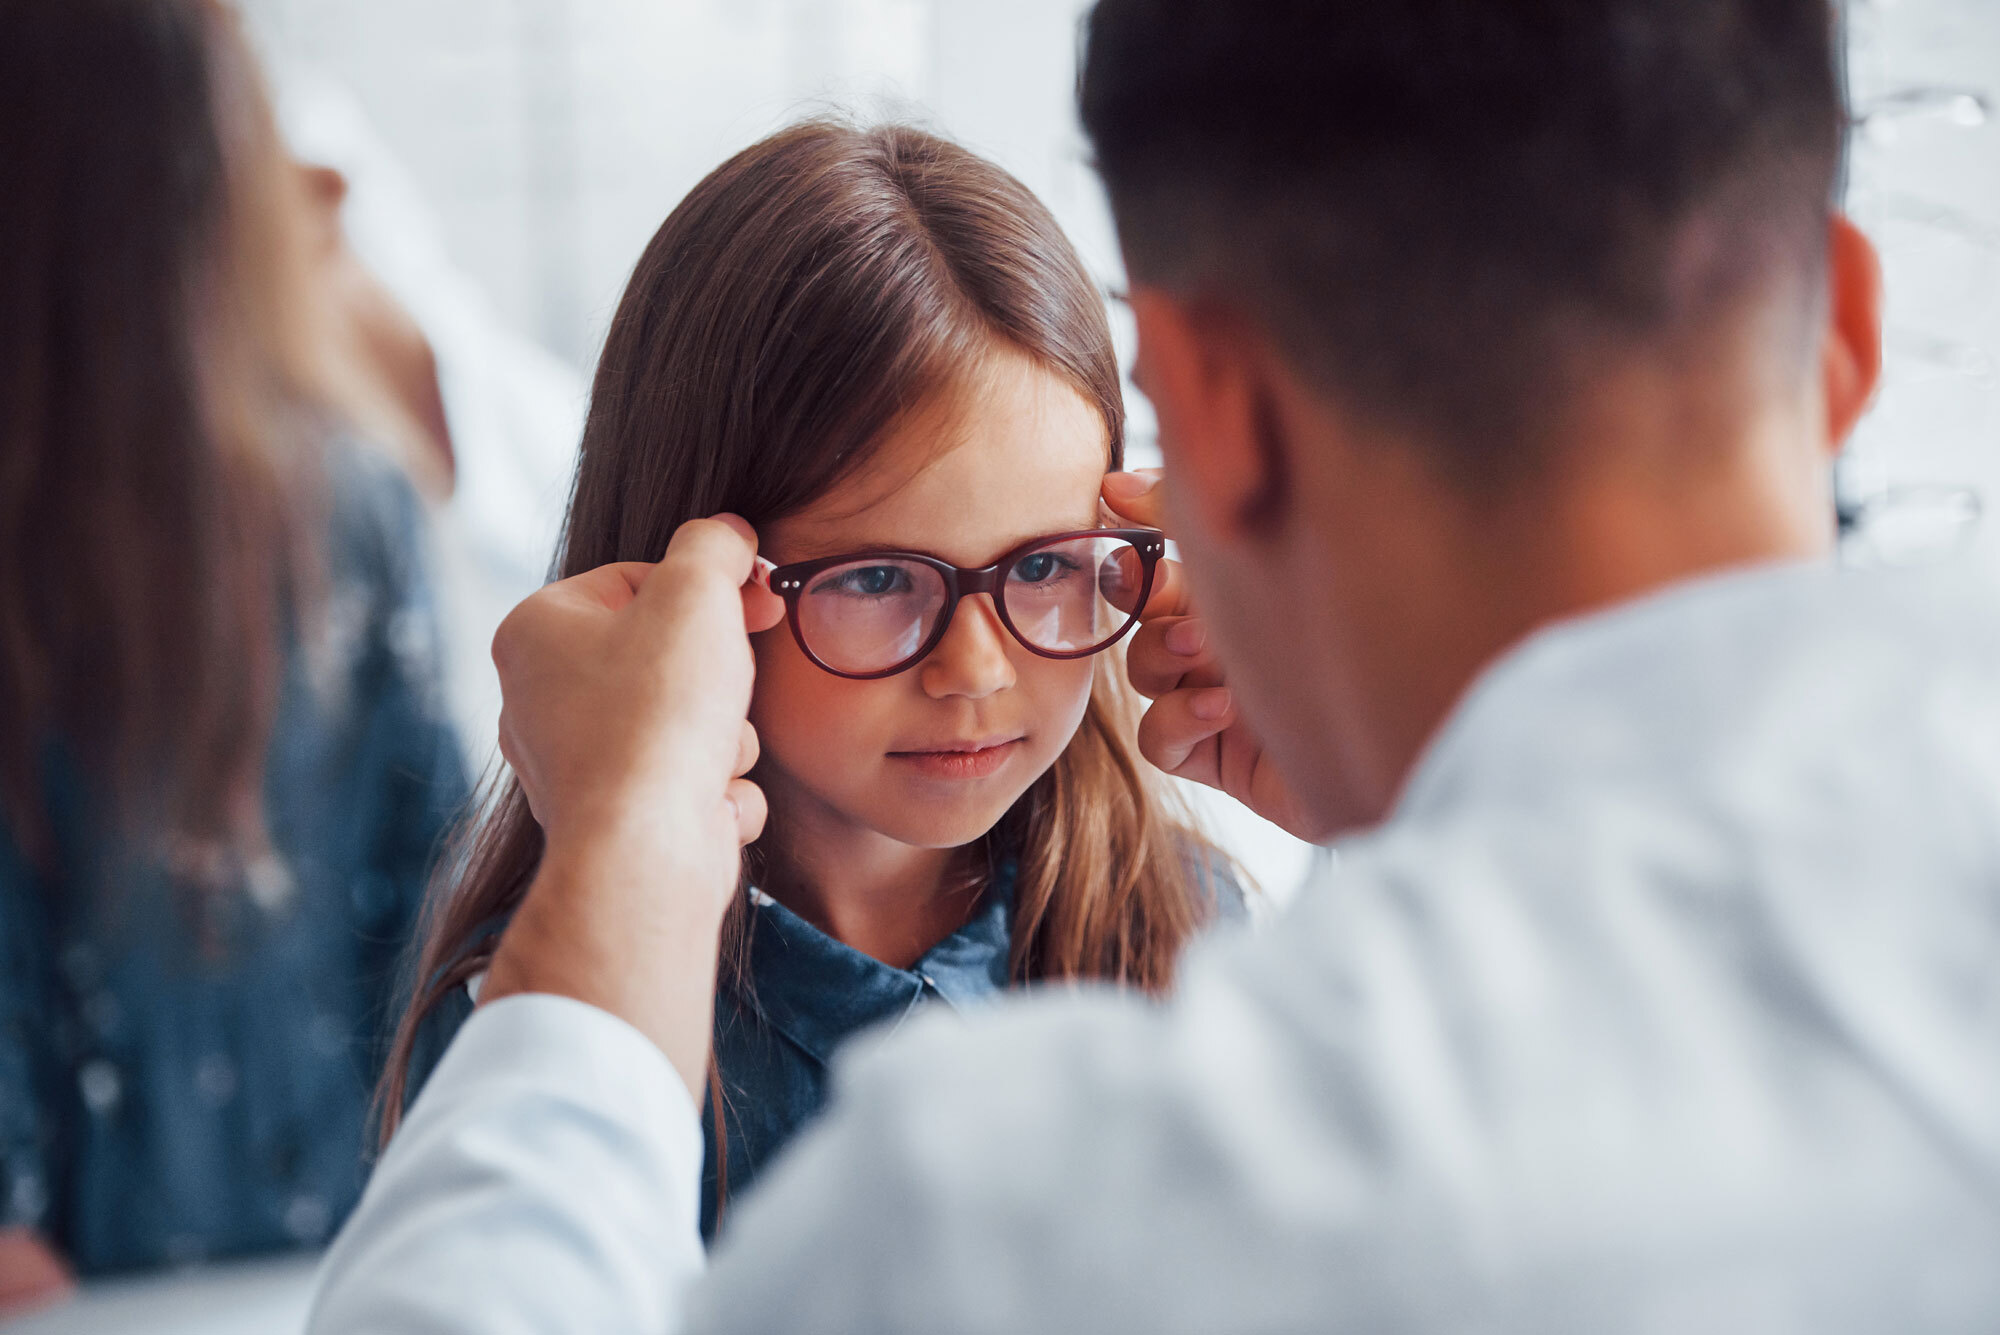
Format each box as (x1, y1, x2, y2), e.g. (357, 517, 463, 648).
(887, 738, 1023, 780)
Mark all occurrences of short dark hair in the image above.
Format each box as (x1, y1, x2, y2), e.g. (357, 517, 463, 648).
(1080, 0, 1845, 479)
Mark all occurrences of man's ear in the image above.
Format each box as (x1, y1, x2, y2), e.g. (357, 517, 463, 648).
(1129, 285, 1290, 542)
(1822, 214, 1883, 451)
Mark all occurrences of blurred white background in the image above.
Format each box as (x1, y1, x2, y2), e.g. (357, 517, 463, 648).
(1841, 0, 2000, 569)
(243, 0, 1123, 379)
(13, 1, 1995, 1332)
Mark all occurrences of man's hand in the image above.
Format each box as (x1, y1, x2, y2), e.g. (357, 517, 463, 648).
(1103, 471, 1325, 843)
(481, 515, 786, 1096)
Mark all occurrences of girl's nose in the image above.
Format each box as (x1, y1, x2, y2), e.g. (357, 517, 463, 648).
(918, 594, 1017, 700)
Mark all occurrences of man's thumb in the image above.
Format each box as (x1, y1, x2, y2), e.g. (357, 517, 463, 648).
(1101, 469, 1166, 528)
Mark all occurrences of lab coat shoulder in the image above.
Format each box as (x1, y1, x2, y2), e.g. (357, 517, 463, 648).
(695, 563, 2000, 1332)
(309, 992, 708, 1335)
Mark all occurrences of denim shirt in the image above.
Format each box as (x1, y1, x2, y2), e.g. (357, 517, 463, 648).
(410, 853, 1244, 1245)
(0, 451, 468, 1275)
(702, 871, 1021, 1241)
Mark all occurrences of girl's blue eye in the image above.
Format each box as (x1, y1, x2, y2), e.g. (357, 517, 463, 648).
(819, 564, 913, 598)
(1010, 551, 1081, 586)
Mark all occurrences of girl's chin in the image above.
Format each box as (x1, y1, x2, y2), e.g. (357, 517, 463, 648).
(863, 809, 1014, 851)
(856, 785, 1027, 851)
(763, 752, 1048, 851)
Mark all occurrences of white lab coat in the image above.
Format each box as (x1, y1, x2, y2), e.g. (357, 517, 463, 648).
(309, 559, 2000, 1333)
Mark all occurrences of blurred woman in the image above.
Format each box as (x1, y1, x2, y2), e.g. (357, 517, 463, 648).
(0, 0, 466, 1307)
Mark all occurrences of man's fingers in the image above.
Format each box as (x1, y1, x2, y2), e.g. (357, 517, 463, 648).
(1101, 469, 1166, 528)
(707, 512, 759, 549)
(1135, 686, 1236, 780)
(1136, 554, 1194, 620)
(1100, 547, 1193, 621)
(1101, 471, 1196, 619)
(1126, 615, 1224, 698)
(545, 561, 655, 613)
(725, 777, 768, 847)
(734, 721, 760, 779)
(642, 514, 761, 610)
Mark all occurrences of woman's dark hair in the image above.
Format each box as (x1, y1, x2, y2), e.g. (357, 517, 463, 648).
(0, 0, 319, 877)
(381, 120, 1231, 1144)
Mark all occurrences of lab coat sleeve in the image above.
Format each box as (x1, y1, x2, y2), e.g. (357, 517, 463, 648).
(306, 993, 707, 1335)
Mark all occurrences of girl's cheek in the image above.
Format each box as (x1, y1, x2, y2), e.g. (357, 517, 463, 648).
(1026, 657, 1097, 742)
(748, 629, 821, 753)
(749, 629, 892, 766)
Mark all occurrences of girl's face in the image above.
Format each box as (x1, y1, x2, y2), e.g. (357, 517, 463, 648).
(750, 348, 1110, 852)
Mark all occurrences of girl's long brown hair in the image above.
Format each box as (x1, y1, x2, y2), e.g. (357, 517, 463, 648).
(380, 120, 1230, 1134)
(0, 0, 318, 879)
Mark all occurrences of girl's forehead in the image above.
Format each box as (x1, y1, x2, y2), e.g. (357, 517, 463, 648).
(768, 355, 1113, 564)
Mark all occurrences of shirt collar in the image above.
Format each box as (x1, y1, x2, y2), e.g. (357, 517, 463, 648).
(732, 857, 1016, 1064)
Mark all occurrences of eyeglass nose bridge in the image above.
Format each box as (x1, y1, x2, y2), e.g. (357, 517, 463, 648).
(921, 569, 1016, 679)
(916, 562, 1013, 664)
(947, 561, 1006, 600)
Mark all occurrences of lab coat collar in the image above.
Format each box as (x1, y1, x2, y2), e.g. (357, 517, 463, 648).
(1390, 555, 1837, 824)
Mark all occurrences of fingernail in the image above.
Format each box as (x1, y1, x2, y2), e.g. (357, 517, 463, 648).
(1102, 470, 1160, 501)
(1190, 687, 1232, 721)
(1164, 619, 1206, 657)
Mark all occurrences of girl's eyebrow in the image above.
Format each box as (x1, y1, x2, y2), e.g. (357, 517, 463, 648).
(779, 516, 1106, 566)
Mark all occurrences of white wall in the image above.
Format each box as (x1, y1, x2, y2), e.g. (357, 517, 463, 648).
(1842, 0, 2000, 567)
(239, 1, 1080, 364)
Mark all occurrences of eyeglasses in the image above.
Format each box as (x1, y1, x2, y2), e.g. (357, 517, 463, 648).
(761, 528, 1166, 680)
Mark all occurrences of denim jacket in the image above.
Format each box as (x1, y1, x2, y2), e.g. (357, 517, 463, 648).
(0, 451, 468, 1274)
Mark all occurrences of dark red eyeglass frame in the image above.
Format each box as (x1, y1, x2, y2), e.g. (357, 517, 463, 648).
(764, 527, 1167, 680)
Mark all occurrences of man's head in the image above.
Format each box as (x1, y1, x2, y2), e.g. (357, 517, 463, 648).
(1082, 0, 1882, 834)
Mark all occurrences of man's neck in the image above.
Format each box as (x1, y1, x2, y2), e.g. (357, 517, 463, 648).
(1306, 374, 1836, 834)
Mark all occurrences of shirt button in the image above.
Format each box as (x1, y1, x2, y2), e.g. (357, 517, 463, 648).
(77, 1060, 122, 1115)
(283, 1193, 330, 1243)
(7, 1168, 48, 1225)
(194, 1053, 239, 1107)
(244, 854, 295, 912)
(387, 608, 434, 676)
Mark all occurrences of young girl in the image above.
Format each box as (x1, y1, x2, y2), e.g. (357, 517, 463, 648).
(384, 120, 1242, 1241)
